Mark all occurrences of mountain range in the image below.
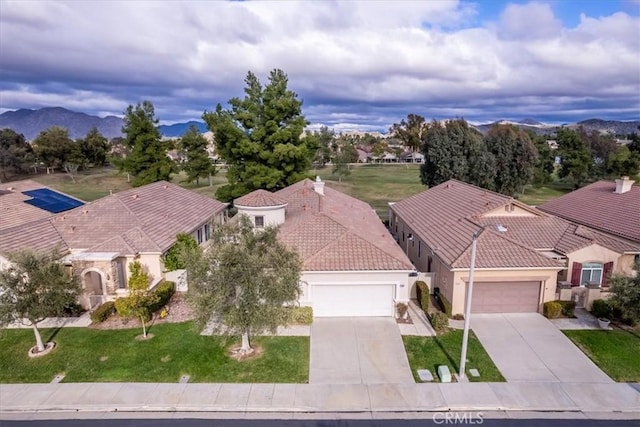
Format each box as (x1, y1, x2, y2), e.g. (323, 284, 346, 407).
(0, 107, 638, 141)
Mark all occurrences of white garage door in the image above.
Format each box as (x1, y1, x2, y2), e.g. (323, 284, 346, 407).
(471, 281, 541, 313)
(313, 284, 394, 317)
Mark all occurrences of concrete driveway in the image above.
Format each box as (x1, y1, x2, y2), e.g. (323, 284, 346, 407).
(471, 313, 613, 383)
(309, 317, 414, 384)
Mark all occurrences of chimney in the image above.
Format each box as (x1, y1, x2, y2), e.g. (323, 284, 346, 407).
(615, 176, 633, 194)
(313, 176, 325, 196)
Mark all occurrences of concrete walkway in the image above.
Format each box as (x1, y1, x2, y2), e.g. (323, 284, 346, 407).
(398, 301, 436, 336)
(471, 313, 613, 383)
(550, 308, 603, 330)
(6, 312, 92, 329)
(1, 382, 638, 414)
(309, 318, 414, 384)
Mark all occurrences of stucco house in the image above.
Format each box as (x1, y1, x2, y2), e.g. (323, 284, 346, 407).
(389, 179, 640, 315)
(234, 177, 414, 317)
(0, 180, 227, 309)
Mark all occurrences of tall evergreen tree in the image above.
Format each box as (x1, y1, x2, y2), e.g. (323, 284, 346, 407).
(556, 128, 592, 188)
(180, 125, 215, 185)
(0, 128, 33, 180)
(79, 127, 109, 167)
(485, 124, 537, 196)
(203, 69, 311, 202)
(531, 133, 555, 185)
(121, 101, 177, 187)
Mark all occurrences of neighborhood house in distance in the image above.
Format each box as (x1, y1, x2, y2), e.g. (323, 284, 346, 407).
(1, 174, 638, 318)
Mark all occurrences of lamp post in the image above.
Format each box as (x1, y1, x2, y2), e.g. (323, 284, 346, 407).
(459, 231, 479, 381)
(459, 225, 506, 381)
(406, 233, 414, 256)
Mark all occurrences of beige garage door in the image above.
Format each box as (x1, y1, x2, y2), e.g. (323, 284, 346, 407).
(471, 281, 541, 313)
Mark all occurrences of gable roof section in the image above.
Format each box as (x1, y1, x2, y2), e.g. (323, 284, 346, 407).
(275, 179, 413, 271)
(391, 179, 638, 270)
(0, 181, 227, 256)
(538, 180, 640, 244)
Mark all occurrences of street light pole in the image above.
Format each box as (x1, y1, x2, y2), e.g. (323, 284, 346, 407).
(406, 233, 413, 257)
(459, 231, 479, 381)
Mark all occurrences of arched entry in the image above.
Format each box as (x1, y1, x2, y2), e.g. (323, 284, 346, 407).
(82, 268, 105, 308)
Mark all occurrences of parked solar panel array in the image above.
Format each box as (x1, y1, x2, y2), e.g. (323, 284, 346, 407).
(22, 188, 84, 213)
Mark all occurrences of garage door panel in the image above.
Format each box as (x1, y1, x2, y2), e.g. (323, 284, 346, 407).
(313, 284, 394, 317)
(471, 281, 540, 313)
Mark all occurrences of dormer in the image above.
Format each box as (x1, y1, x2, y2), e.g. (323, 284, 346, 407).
(482, 202, 538, 217)
(234, 189, 288, 228)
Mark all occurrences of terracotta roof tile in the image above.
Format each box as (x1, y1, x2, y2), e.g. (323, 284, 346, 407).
(539, 180, 640, 243)
(235, 189, 288, 207)
(274, 179, 413, 272)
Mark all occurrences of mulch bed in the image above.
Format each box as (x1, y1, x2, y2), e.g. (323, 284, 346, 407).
(90, 292, 194, 330)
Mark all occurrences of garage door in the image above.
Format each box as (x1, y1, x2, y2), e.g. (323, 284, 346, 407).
(313, 284, 394, 317)
(471, 281, 541, 313)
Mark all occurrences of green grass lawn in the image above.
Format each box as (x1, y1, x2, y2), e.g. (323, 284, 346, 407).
(403, 330, 505, 382)
(517, 182, 573, 206)
(0, 322, 309, 383)
(563, 329, 640, 382)
(315, 164, 425, 219)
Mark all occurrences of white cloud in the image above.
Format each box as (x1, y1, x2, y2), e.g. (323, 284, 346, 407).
(0, 0, 638, 129)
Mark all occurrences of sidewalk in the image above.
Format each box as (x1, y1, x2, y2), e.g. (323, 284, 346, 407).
(1, 381, 638, 414)
(6, 313, 92, 329)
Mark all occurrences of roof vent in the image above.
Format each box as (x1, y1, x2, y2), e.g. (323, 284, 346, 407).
(313, 176, 325, 195)
(163, 185, 168, 189)
(615, 176, 633, 194)
(132, 194, 139, 199)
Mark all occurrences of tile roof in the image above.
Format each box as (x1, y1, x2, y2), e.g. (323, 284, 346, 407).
(0, 181, 227, 256)
(274, 179, 413, 272)
(538, 180, 640, 244)
(234, 189, 288, 207)
(391, 179, 639, 270)
(0, 180, 82, 231)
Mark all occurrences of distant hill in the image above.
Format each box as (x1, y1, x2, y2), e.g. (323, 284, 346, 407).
(472, 118, 640, 136)
(0, 107, 207, 140)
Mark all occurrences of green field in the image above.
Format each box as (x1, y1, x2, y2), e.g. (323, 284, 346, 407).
(13, 164, 569, 217)
(0, 322, 309, 383)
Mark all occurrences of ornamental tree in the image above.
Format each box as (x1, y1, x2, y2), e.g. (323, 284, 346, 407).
(0, 250, 81, 354)
(114, 261, 158, 338)
(185, 215, 302, 354)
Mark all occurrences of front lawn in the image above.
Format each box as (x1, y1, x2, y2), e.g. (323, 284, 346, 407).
(403, 330, 505, 382)
(0, 322, 309, 383)
(563, 329, 640, 382)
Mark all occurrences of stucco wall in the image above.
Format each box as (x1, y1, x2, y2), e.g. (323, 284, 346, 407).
(236, 206, 286, 227)
(450, 269, 560, 315)
(566, 244, 631, 282)
(300, 270, 412, 304)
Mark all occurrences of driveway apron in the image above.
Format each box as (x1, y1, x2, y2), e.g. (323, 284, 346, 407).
(471, 313, 613, 383)
(309, 317, 414, 384)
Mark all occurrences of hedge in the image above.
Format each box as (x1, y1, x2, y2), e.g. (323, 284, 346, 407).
(287, 306, 313, 324)
(433, 289, 452, 317)
(591, 299, 613, 319)
(149, 281, 175, 313)
(415, 280, 429, 312)
(543, 301, 562, 319)
(90, 301, 116, 323)
(557, 300, 576, 318)
(429, 311, 449, 334)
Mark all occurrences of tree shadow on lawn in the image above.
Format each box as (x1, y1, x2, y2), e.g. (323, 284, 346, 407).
(44, 327, 63, 343)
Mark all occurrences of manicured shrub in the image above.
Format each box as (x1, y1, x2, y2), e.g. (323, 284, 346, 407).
(90, 301, 115, 323)
(287, 306, 313, 324)
(149, 281, 175, 313)
(115, 297, 151, 322)
(452, 313, 464, 321)
(429, 311, 449, 334)
(435, 293, 452, 317)
(591, 299, 613, 319)
(63, 302, 86, 317)
(543, 301, 562, 319)
(415, 281, 429, 312)
(557, 300, 576, 318)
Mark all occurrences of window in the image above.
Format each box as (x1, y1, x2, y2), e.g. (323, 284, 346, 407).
(204, 224, 211, 241)
(197, 228, 203, 244)
(635, 254, 640, 264)
(418, 241, 421, 258)
(255, 215, 265, 228)
(580, 262, 603, 285)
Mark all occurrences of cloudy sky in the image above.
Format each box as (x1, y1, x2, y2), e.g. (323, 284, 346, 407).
(1, 0, 639, 131)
